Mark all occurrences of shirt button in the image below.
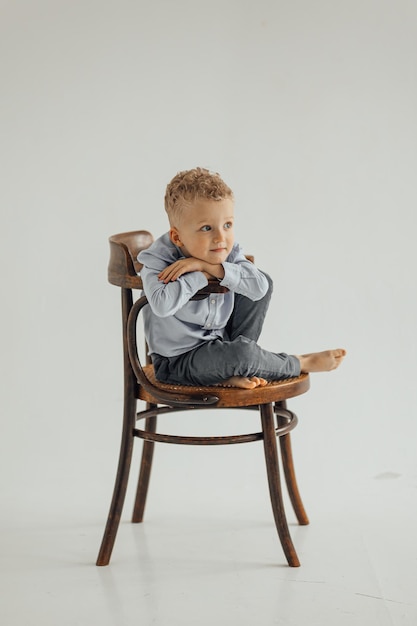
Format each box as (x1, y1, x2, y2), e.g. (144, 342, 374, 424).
(206, 323, 211, 328)
(210, 299, 215, 304)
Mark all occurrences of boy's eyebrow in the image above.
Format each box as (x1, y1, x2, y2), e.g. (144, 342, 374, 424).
(195, 215, 234, 225)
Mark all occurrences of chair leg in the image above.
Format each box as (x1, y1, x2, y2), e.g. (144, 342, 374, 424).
(96, 394, 136, 566)
(260, 403, 300, 567)
(275, 403, 309, 526)
(132, 410, 157, 523)
(279, 431, 310, 526)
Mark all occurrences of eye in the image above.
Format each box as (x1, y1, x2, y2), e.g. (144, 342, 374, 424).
(200, 225, 211, 232)
(224, 222, 233, 229)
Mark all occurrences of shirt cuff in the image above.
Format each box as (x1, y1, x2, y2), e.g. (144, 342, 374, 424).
(219, 262, 241, 290)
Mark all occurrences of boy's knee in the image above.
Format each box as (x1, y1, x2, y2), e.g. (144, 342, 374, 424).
(232, 336, 256, 362)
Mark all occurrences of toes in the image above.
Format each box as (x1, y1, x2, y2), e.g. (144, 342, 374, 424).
(249, 376, 268, 388)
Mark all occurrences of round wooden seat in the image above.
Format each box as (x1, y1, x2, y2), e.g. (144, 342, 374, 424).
(138, 365, 310, 409)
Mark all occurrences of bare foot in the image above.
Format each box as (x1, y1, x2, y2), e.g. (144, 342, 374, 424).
(297, 349, 346, 373)
(216, 376, 268, 389)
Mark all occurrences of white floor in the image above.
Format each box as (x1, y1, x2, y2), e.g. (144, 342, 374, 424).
(2, 415, 416, 626)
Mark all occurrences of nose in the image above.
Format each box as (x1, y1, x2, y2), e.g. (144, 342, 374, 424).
(212, 227, 223, 242)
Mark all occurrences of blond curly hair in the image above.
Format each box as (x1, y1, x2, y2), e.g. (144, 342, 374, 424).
(164, 167, 234, 225)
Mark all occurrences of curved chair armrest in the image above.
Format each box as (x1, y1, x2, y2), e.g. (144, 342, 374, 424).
(127, 295, 220, 407)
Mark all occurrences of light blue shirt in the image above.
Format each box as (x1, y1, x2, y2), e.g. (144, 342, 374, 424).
(138, 232, 269, 357)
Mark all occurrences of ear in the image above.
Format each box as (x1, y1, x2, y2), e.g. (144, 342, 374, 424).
(169, 227, 183, 247)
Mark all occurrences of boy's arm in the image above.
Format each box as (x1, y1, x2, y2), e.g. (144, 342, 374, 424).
(158, 256, 225, 283)
(140, 263, 209, 317)
(220, 248, 269, 301)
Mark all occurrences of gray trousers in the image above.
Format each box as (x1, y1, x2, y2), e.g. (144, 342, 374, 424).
(152, 274, 300, 386)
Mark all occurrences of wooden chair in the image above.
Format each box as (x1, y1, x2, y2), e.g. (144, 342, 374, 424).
(96, 230, 310, 567)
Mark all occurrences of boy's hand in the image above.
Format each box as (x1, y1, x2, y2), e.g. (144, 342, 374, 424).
(158, 257, 224, 283)
(158, 257, 205, 283)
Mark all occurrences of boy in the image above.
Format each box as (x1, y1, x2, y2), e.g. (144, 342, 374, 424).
(138, 167, 345, 389)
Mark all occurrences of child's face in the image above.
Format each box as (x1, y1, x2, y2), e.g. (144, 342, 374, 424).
(170, 198, 235, 264)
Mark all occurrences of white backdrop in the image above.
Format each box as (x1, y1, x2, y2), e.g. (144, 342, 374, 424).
(1, 0, 416, 532)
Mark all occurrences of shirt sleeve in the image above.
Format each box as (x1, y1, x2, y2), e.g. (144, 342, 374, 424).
(219, 244, 269, 300)
(139, 264, 209, 317)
